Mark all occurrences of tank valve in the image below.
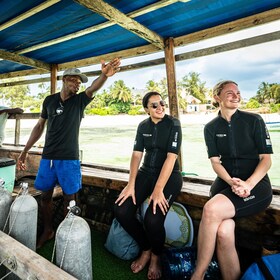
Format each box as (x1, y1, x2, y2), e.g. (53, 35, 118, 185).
(21, 182, 29, 195)
(67, 200, 81, 216)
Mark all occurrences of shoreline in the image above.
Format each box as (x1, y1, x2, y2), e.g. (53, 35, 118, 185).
(6, 112, 280, 129)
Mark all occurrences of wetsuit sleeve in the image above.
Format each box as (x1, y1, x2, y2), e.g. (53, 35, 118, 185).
(167, 118, 182, 155)
(133, 124, 144, 152)
(204, 123, 219, 158)
(254, 116, 273, 154)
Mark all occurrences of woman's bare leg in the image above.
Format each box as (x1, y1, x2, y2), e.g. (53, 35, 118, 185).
(191, 194, 235, 280)
(216, 219, 241, 280)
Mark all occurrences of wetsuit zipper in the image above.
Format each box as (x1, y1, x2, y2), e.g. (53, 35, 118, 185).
(228, 121, 238, 176)
(150, 125, 158, 169)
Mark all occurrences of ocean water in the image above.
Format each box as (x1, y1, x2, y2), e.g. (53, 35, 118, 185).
(4, 114, 280, 186)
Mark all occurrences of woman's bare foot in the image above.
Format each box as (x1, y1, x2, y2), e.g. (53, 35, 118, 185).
(131, 250, 151, 273)
(148, 253, 162, 279)
(36, 230, 54, 249)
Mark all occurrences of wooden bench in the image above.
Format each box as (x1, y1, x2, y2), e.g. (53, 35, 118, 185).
(80, 163, 280, 253)
(1, 146, 279, 253)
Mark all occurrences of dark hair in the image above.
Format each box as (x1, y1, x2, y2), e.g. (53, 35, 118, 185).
(212, 80, 238, 107)
(142, 92, 162, 108)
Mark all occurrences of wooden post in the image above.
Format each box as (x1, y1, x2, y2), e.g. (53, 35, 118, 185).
(164, 37, 183, 170)
(164, 37, 179, 119)
(14, 116, 20, 146)
(0, 230, 77, 280)
(50, 64, 58, 94)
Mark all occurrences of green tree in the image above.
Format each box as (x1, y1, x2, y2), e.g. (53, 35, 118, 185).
(245, 98, 261, 109)
(255, 82, 271, 104)
(270, 83, 280, 104)
(181, 72, 207, 103)
(110, 80, 132, 103)
(0, 84, 31, 108)
(177, 81, 188, 112)
(145, 80, 161, 92)
(158, 78, 168, 101)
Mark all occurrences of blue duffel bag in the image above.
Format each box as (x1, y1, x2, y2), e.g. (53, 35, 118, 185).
(241, 253, 280, 280)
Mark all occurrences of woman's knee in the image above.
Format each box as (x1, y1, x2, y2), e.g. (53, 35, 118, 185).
(217, 219, 235, 245)
(202, 200, 220, 221)
(114, 200, 136, 222)
(144, 210, 164, 233)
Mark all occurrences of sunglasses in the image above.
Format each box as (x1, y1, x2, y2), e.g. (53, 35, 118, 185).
(149, 100, 166, 109)
(54, 102, 64, 116)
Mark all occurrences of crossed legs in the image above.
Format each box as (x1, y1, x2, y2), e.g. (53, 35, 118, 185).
(191, 194, 240, 280)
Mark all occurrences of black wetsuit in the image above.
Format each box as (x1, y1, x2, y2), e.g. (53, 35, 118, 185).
(115, 114, 183, 255)
(204, 110, 273, 217)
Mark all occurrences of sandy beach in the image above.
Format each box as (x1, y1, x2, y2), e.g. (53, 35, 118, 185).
(80, 112, 217, 128)
(79, 112, 280, 128)
(6, 112, 280, 129)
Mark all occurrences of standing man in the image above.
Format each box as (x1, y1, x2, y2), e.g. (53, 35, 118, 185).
(18, 58, 121, 248)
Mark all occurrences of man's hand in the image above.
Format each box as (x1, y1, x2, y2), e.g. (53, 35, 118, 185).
(101, 58, 121, 77)
(17, 151, 27, 170)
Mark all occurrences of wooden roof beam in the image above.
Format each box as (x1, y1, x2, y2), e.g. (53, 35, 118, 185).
(18, 0, 182, 55)
(74, 0, 164, 50)
(0, 0, 61, 32)
(174, 7, 280, 46)
(0, 50, 51, 71)
(2, 30, 279, 87)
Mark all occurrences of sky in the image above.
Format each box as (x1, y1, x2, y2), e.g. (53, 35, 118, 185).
(33, 19, 280, 100)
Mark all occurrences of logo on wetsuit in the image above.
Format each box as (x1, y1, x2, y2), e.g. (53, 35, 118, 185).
(172, 132, 178, 148)
(216, 134, 227, 137)
(243, 195, 255, 202)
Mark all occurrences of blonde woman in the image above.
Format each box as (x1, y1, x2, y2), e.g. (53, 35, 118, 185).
(191, 80, 273, 280)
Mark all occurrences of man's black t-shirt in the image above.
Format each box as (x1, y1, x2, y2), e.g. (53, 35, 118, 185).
(134, 114, 182, 173)
(41, 92, 92, 160)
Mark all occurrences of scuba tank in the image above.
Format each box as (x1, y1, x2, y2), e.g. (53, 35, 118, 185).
(55, 200, 92, 280)
(0, 178, 13, 278)
(9, 182, 38, 251)
(0, 178, 13, 232)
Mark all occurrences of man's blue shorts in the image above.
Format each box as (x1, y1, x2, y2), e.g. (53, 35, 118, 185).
(34, 159, 82, 195)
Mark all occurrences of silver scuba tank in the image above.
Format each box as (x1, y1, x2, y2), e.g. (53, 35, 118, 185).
(0, 178, 13, 278)
(0, 178, 12, 232)
(9, 182, 38, 251)
(55, 200, 92, 280)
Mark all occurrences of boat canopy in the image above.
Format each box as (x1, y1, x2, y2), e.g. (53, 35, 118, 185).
(0, 0, 280, 83)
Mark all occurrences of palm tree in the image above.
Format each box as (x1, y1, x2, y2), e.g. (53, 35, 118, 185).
(145, 80, 161, 92)
(158, 78, 168, 101)
(181, 72, 207, 103)
(256, 82, 271, 104)
(270, 83, 280, 104)
(110, 80, 132, 103)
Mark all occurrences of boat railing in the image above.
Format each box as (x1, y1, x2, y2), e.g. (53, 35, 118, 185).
(7, 113, 40, 146)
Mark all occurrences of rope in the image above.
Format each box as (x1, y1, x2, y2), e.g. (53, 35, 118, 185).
(2, 185, 23, 233)
(51, 211, 75, 269)
(0, 257, 15, 280)
(7, 186, 28, 236)
(0, 270, 13, 280)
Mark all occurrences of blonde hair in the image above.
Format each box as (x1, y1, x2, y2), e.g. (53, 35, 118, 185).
(212, 80, 238, 107)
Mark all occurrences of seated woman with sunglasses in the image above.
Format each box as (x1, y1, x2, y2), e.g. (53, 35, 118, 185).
(115, 91, 183, 280)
